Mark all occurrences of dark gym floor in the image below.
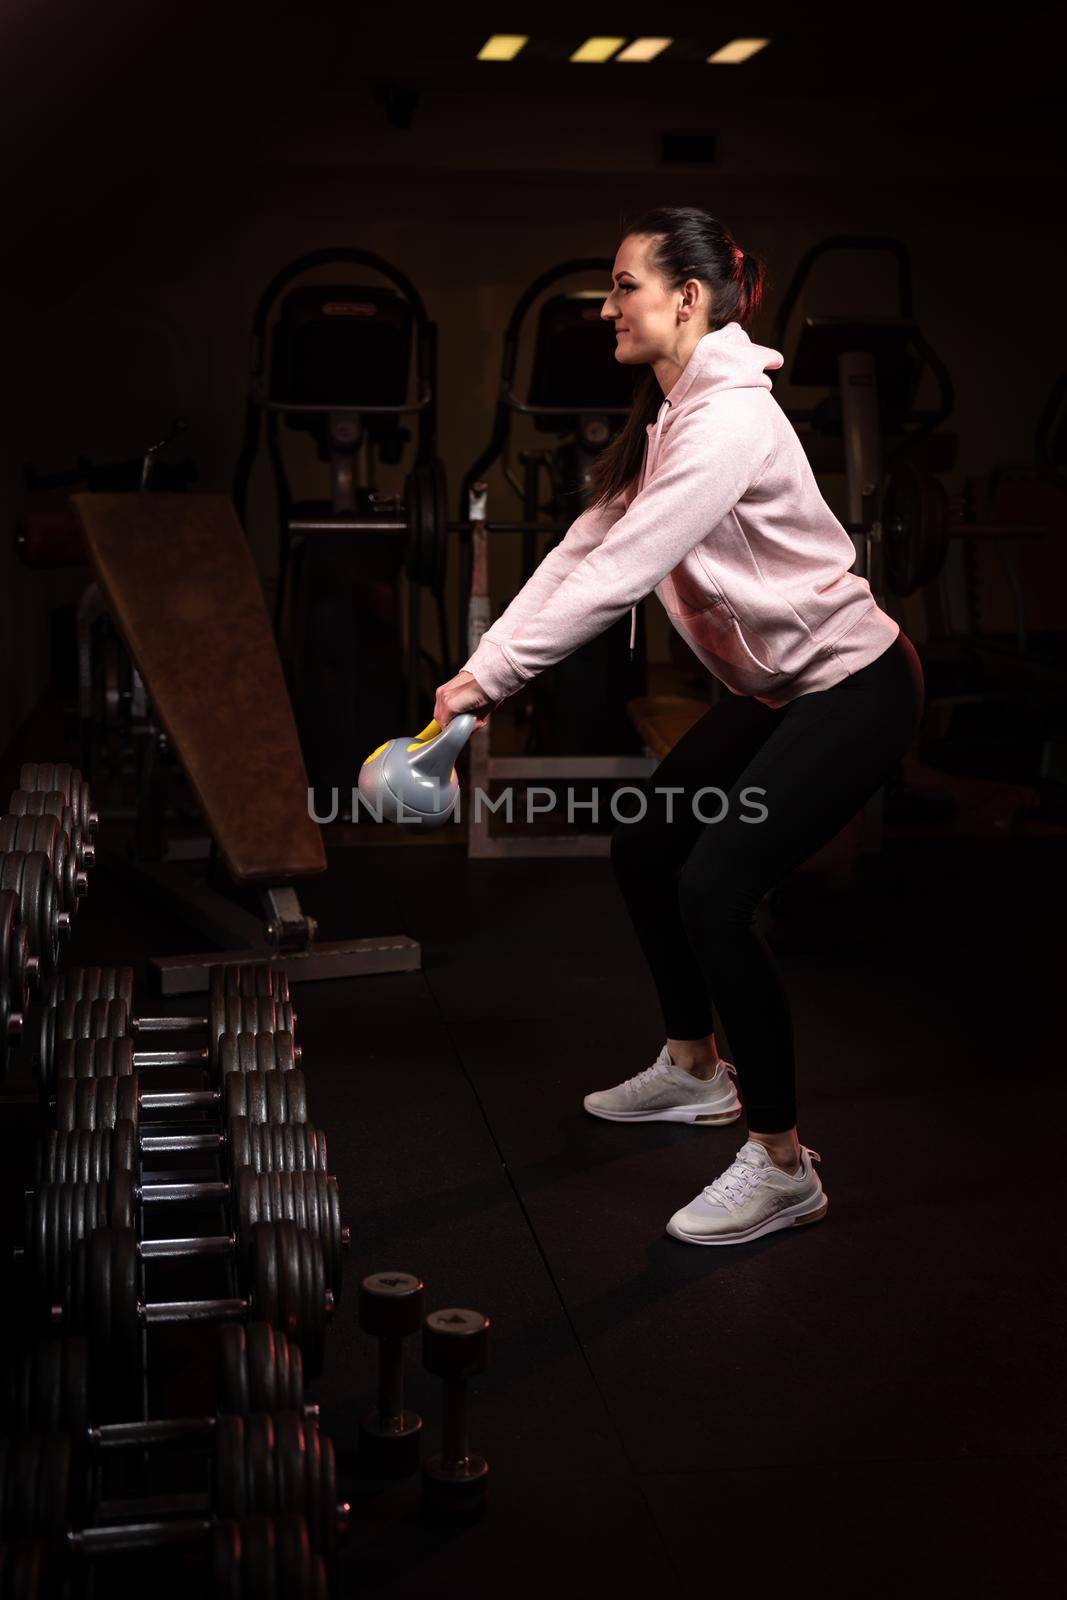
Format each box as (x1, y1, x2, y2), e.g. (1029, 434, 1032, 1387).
(47, 818, 1065, 1598)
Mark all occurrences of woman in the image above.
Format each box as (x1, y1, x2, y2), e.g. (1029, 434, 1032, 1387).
(434, 206, 924, 1247)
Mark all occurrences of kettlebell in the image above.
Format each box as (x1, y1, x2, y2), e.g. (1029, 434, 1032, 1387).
(357, 715, 476, 827)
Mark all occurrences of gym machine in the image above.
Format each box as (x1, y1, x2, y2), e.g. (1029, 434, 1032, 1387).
(232, 247, 448, 787)
(767, 232, 1056, 842)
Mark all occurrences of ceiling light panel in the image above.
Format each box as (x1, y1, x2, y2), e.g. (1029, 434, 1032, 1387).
(707, 38, 770, 65)
(477, 35, 530, 61)
(616, 37, 673, 63)
(570, 37, 627, 63)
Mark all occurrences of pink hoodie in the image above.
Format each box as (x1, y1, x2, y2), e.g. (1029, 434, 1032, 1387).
(462, 321, 899, 710)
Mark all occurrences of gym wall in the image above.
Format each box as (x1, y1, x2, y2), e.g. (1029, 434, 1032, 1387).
(2, 5, 1064, 758)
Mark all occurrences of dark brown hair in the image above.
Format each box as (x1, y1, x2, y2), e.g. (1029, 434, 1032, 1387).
(588, 206, 766, 509)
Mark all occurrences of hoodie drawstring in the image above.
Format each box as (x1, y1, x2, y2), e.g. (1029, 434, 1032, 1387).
(630, 398, 671, 661)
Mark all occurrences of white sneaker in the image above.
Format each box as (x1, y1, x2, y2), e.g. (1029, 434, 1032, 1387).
(666, 1140, 828, 1246)
(583, 1043, 742, 1126)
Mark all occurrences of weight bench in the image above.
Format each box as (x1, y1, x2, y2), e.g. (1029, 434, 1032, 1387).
(624, 692, 864, 877)
(72, 491, 420, 993)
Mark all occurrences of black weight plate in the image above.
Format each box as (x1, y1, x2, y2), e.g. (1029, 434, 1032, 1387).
(109, 1227, 140, 1364)
(299, 1227, 326, 1379)
(302, 1417, 326, 1556)
(250, 1221, 281, 1332)
(111, 1120, 136, 1174)
(272, 1412, 305, 1524)
(209, 1519, 243, 1600)
(31, 1339, 63, 1432)
(236, 1170, 260, 1266)
(53, 1079, 75, 1133)
(229, 1115, 253, 1174)
(276, 1514, 319, 1600)
(91, 1077, 115, 1132)
(265, 1073, 287, 1127)
(62, 1336, 91, 1436)
(246, 1322, 277, 1414)
(324, 1176, 343, 1302)
(285, 1071, 307, 1125)
(214, 1414, 246, 1519)
(220, 1034, 240, 1078)
(274, 1222, 302, 1350)
(240, 1516, 277, 1600)
(107, 1168, 135, 1231)
(223, 1072, 246, 1123)
(273, 1034, 295, 1074)
(277, 1123, 297, 1174)
(284, 1335, 304, 1412)
(318, 1427, 337, 1561)
(244, 1413, 276, 1519)
(40, 1432, 71, 1542)
(115, 1074, 138, 1125)
(217, 1325, 250, 1417)
(245, 1072, 268, 1127)
(36, 1130, 60, 1185)
(5, 1435, 40, 1538)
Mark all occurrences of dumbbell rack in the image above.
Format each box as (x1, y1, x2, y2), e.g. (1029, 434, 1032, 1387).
(1, 756, 494, 1597)
(0, 759, 354, 1594)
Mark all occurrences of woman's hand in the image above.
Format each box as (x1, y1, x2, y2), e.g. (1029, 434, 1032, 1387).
(433, 670, 495, 732)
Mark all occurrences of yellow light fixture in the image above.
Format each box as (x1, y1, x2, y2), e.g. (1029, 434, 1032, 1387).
(707, 38, 770, 65)
(570, 37, 627, 63)
(616, 37, 672, 63)
(477, 35, 529, 61)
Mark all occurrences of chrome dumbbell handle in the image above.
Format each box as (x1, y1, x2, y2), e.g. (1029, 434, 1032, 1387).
(88, 1406, 320, 1449)
(141, 1289, 335, 1326)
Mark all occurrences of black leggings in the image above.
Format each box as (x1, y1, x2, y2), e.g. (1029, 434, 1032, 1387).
(609, 631, 925, 1133)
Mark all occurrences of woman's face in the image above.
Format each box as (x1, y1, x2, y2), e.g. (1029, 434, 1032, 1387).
(601, 233, 707, 365)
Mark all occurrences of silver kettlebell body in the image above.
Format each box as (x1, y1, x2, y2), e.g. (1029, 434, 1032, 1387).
(357, 715, 476, 827)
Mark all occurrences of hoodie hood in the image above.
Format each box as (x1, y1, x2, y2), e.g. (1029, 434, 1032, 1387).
(628, 322, 785, 652)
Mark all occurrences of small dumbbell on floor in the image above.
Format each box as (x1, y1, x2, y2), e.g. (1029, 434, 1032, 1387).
(357, 1271, 424, 1477)
(421, 1307, 490, 1522)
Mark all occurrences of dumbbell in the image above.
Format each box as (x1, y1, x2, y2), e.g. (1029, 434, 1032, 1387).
(1, 888, 37, 1009)
(7, 1328, 315, 1437)
(0, 1424, 346, 1558)
(37, 994, 299, 1090)
(17, 761, 96, 835)
(8, 787, 95, 874)
(59, 1220, 331, 1375)
(52, 1064, 309, 1134)
(0, 1516, 328, 1600)
(0, 892, 33, 1080)
(23, 1164, 347, 1304)
(421, 1308, 490, 1522)
(47, 962, 289, 1006)
(0, 852, 68, 982)
(357, 1271, 424, 1477)
(0, 815, 87, 916)
(37, 1115, 329, 1187)
(209, 963, 291, 1000)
